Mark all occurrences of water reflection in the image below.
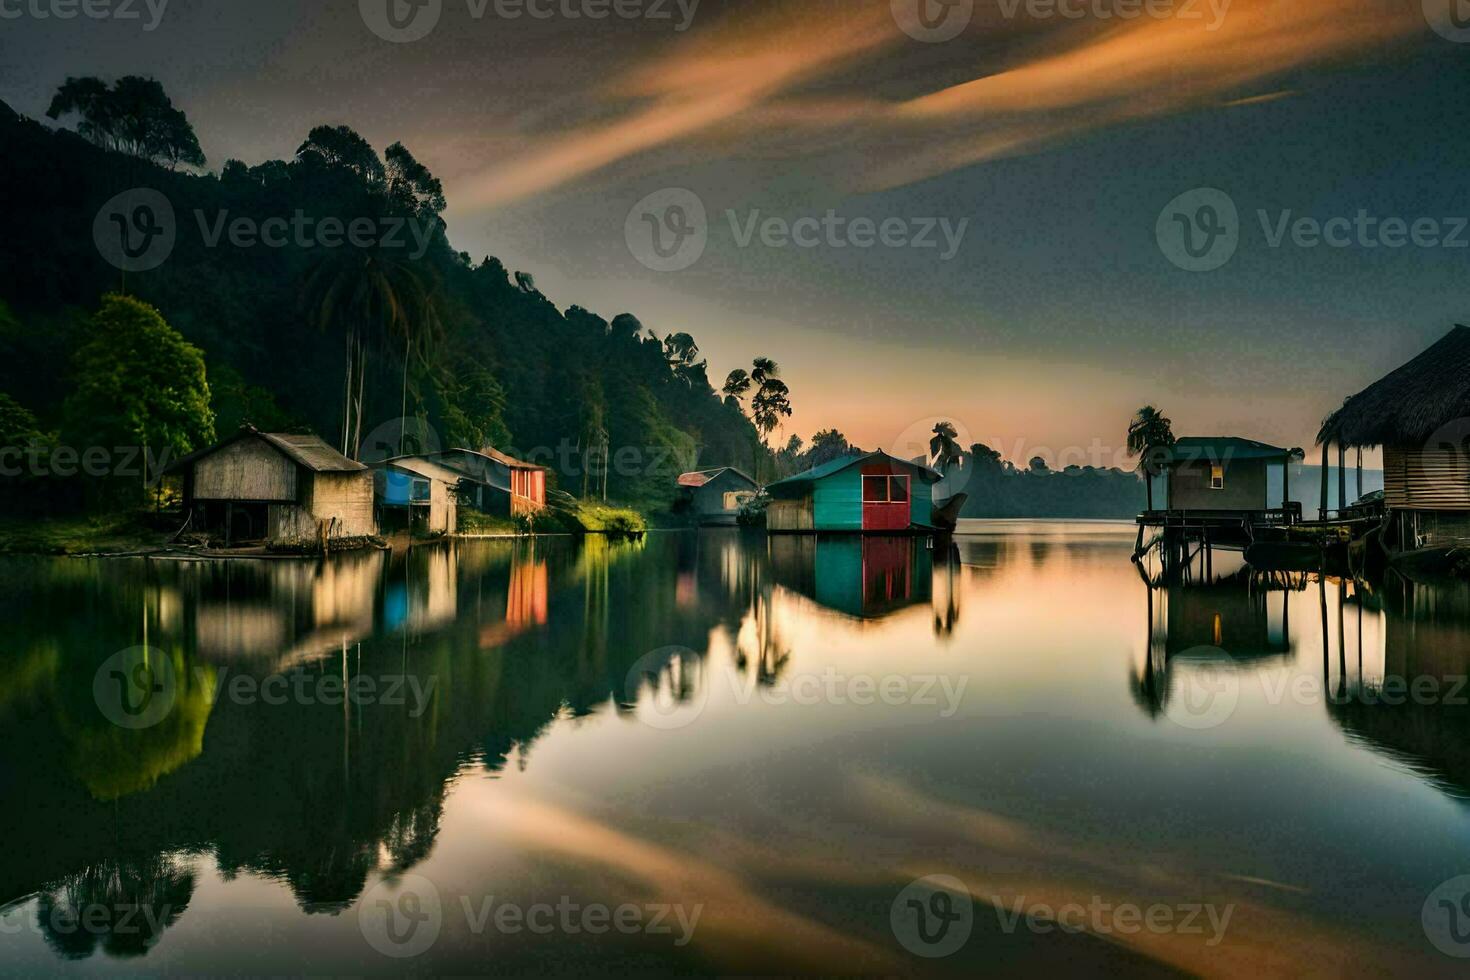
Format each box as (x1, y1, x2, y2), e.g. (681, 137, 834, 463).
(5, 527, 1470, 974)
(0, 532, 963, 955)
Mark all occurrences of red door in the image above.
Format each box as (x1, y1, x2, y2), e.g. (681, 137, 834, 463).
(861, 465, 911, 531)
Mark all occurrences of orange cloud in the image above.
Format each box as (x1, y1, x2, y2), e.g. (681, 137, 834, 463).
(451, 0, 1420, 207)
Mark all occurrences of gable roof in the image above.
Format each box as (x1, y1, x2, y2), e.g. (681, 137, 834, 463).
(168, 425, 366, 474)
(676, 467, 757, 489)
(378, 455, 466, 484)
(1166, 437, 1299, 464)
(479, 447, 549, 471)
(1317, 326, 1470, 449)
(766, 451, 942, 492)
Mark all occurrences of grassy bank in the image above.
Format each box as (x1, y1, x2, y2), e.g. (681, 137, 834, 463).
(0, 512, 171, 555)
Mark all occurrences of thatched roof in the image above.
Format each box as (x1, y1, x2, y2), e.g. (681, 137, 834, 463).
(1317, 326, 1470, 449)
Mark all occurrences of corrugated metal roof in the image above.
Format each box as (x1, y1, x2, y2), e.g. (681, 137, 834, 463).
(256, 432, 367, 472)
(379, 456, 466, 484)
(766, 451, 942, 490)
(677, 467, 757, 489)
(1167, 437, 1297, 463)
(166, 426, 367, 474)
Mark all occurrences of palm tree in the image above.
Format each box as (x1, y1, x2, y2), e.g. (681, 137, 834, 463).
(303, 250, 442, 458)
(1127, 405, 1176, 512)
(930, 421, 962, 472)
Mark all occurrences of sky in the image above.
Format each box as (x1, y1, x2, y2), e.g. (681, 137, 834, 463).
(4, 0, 1467, 465)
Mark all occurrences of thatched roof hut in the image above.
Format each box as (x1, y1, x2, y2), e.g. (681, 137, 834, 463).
(1317, 325, 1470, 448)
(1317, 326, 1470, 546)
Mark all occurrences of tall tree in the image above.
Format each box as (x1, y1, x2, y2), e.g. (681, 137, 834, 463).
(1127, 405, 1176, 512)
(295, 125, 384, 185)
(46, 76, 204, 168)
(303, 250, 442, 458)
(64, 294, 214, 492)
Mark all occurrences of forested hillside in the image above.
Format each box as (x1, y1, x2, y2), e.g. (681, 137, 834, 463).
(0, 90, 765, 513)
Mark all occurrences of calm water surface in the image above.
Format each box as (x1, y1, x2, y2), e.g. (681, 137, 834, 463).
(3, 521, 1470, 976)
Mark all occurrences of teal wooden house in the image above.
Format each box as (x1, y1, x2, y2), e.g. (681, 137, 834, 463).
(764, 451, 941, 533)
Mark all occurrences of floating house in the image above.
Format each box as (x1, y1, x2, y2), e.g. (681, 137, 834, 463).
(1317, 325, 1470, 558)
(1156, 437, 1302, 520)
(676, 467, 759, 526)
(372, 456, 463, 534)
(421, 448, 548, 517)
(169, 426, 376, 548)
(764, 451, 940, 533)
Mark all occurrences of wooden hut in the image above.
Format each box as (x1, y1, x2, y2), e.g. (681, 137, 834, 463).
(169, 426, 375, 548)
(420, 448, 548, 517)
(372, 456, 463, 535)
(676, 467, 759, 526)
(1159, 437, 1302, 519)
(764, 451, 940, 533)
(1318, 325, 1470, 557)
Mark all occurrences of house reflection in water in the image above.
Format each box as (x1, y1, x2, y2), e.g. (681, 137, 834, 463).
(187, 550, 384, 666)
(1134, 569, 1297, 717)
(480, 543, 550, 649)
(1325, 576, 1470, 801)
(767, 535, 933, 621)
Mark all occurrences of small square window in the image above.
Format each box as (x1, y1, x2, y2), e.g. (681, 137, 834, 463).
(1210, 464, 1224, 490)
(862, 475, 890, 502)
(888, 476, 910, 503)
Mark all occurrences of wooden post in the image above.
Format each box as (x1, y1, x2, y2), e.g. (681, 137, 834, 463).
(1338, 444, 1347, 516)
(1282, 452, 1291, 522)
(1320, 443, 1329, 520)
(1356, 448, 1363, 502)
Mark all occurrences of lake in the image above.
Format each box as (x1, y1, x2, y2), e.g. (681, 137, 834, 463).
(2, 521, 1469, 976)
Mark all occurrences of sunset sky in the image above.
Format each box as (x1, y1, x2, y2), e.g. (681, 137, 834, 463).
(6, 0, 1467, 462)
